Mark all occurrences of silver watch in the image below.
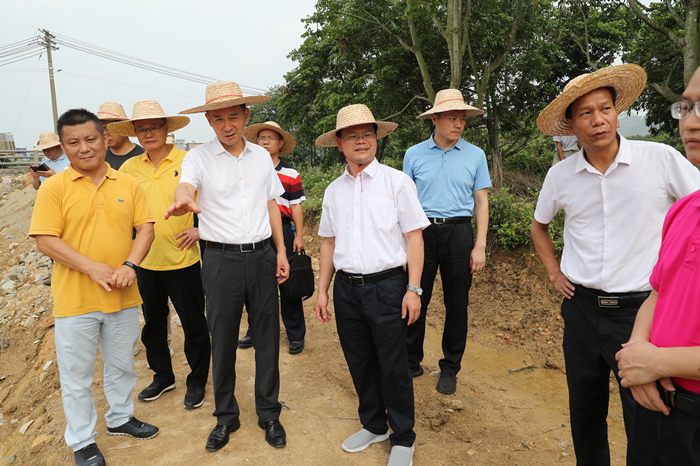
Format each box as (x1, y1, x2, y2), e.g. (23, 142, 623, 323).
(407, 285, 423, 296)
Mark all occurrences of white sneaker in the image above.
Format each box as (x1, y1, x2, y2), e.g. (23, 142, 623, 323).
(342, 428, 390, 453)
(387, 445, 414, 466)
(133, 345, 140, 356)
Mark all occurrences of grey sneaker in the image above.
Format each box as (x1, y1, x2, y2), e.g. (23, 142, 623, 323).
(341, 428, 390, 453)
(388, 445, 415, 466)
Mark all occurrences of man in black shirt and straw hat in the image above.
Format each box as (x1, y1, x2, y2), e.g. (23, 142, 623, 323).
(165, 81, 289, 453)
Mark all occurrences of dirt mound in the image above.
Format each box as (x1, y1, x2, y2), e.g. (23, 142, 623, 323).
(0, 180, 628, 465)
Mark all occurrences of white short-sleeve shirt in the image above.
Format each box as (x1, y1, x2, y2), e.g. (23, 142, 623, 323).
(534, 135, 700, 292)
(318, 158, 430, 274)
(180, 137, 284, 244)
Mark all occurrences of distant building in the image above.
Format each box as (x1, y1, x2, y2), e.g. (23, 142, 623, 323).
(186, 142, 202, 151)
(174, 139, 187, 152)
(0, 133, 16, 152)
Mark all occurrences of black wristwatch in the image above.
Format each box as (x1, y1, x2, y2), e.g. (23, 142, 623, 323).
(123, 261, 139, 272)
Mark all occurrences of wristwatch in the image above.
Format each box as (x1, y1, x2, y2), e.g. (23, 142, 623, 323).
(406, 285, 423, 296)
(123, 261, 139, 272)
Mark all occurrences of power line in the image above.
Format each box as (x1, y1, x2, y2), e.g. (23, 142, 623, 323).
(0, 51, 45, 67)
(59, 71, 202, 99)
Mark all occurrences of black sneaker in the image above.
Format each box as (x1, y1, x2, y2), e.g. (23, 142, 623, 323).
(436, 372, 457, 395)
(74, 443, 105, 466)
(138, 381, 175, 402)
(184, 386, 205, 409)
(409, 363, 424, 378)
(107, 416, 159, 440)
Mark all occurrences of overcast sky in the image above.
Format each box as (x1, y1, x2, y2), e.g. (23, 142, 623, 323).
(1, 0, 319, 149)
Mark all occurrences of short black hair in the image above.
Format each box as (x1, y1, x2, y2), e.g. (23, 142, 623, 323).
(205, 104, 246, 116)
(565, 86, 617, 120)
(57, 109, 104, 140)
(336, 123, 378, 139)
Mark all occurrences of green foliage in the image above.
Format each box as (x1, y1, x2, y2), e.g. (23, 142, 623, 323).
(298, 163, 346, 218)
(626, 131, 685, 154)
(503, 132, 553, 177)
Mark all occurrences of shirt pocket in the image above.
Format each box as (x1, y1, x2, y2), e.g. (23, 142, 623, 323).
(366, 198, 398, 232)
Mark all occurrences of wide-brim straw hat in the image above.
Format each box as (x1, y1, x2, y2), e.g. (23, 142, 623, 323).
(97, 102, 128, 121)
(179, 81, 271, 114)
(33, 131, 60, 151)
(243, 121, 296, 156)
(107, 100, 190, 137)
(537, 64, 647, 136)
(316, 104, 398, 147)
(417, 89, 484, 119)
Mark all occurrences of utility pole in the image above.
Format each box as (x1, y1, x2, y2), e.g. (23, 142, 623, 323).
(39, 29, 59, 133)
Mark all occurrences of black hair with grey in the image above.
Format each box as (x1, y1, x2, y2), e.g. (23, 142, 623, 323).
(57, 109, 104, 140)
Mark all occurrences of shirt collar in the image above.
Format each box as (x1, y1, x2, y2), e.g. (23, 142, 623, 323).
(67, 162, 116, 181)
(211, 135, 251, 159)
(428, 133, 463, 151)
(343, 157, 380, 179)
(141, 145, 178, 165)
(574, 134, 630, 173)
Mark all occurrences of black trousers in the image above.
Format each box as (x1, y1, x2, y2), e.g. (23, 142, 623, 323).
(137, 262, 210, 388)
(406, 222, 473, 375)
(334, 271, 416, 448)
(202, 244, 282, 425)
(561, 291, 638, 466)
(628, 385, 700, 466)
(246, 222, 306, 342)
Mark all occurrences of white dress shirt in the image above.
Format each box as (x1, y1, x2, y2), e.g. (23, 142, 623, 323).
(180, 137, 284, 244)
(318, 158, 430, 274)
(535, 135, 700, 292)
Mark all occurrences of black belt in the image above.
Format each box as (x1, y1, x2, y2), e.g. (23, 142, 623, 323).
(205, 238, 270, 253)
(658, 381, 700, 416)
(574, 284, 650, 308)
(427, 217, 471, 224)
(337, 266, 404, 286)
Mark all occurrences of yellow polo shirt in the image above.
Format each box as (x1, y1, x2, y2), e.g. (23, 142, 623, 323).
(29, 164, 154, 318)
(119, 146, 199, 271)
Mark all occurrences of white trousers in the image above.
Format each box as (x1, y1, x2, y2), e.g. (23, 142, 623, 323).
(54, 307, 139, 451)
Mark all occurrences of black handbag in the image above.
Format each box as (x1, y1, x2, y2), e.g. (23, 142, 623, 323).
(281, 249, 315, 301)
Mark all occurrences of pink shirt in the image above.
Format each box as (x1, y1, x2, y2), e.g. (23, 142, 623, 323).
(649, 189, 700, 394)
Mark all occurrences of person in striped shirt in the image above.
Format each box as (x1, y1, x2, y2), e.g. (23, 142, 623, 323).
(240, 121, 307, 354)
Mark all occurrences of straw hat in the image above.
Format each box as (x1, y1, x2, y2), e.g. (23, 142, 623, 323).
(537, 64, 647, 136)
(243, 121, 296, 155)
(107, 100, 190, 137)
(417, 89, 484, 119)
(179, 81, 271, 114)
(316, 104, 398, 147)
(97, 102, 128, 121)
(33, 131, 61, 151)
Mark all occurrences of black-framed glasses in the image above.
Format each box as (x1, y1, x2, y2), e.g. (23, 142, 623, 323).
(671, 101, 700, 120)
(341, 132, 377, 143)
(134, 122, 167, 135)
(257, 136, 279, 142)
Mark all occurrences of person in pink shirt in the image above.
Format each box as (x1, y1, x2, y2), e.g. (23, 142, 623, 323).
(616, 65, 700, 465)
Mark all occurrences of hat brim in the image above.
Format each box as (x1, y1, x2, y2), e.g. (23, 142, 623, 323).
(107, 115, 191, 138)
(32, 141, 61, 151)
(179, 96, 272, 115)
(243, 123, 296, 156)
(537, 64, 647, 136)
(315, 121, 399, 148)
(417, 104, 484, 119)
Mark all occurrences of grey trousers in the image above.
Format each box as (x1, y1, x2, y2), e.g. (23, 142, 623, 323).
(202, 243, 282, 425)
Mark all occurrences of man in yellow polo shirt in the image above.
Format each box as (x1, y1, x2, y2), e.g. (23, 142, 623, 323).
(29, 108, 158, 466)
(110, 100, 210, 410)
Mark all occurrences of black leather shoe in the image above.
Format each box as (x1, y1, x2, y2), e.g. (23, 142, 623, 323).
(238, 336, 253, 349)
(409, 363, 424, 378)
(436, 372, 457, 395)
(258, 419, 286, 448)
(184, 386, 205, 409)
(289, 339, 305, 355)
(205, 418, 241, 452)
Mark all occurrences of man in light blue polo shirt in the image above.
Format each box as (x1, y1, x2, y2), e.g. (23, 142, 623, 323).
(403, 88, 491, 395)
(30, 131, 70, 190)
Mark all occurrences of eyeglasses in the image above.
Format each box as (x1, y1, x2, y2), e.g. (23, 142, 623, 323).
(341, 132, 377, 143)
(134, 122, 167, 135)
(671, 101, 700, 120)
(257, 136, 280, 142)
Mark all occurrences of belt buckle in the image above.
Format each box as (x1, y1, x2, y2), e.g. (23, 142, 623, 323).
(351, 276, 365, 286)
(598, 296, 620, 308)
(239, 243, 254, 253)
(668, 390, 676, 408)
(433, 218, 446, 224)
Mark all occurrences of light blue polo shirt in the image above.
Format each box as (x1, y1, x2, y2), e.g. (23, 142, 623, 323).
(39, 153, 70, 185)
(403, 134, 491, 217)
